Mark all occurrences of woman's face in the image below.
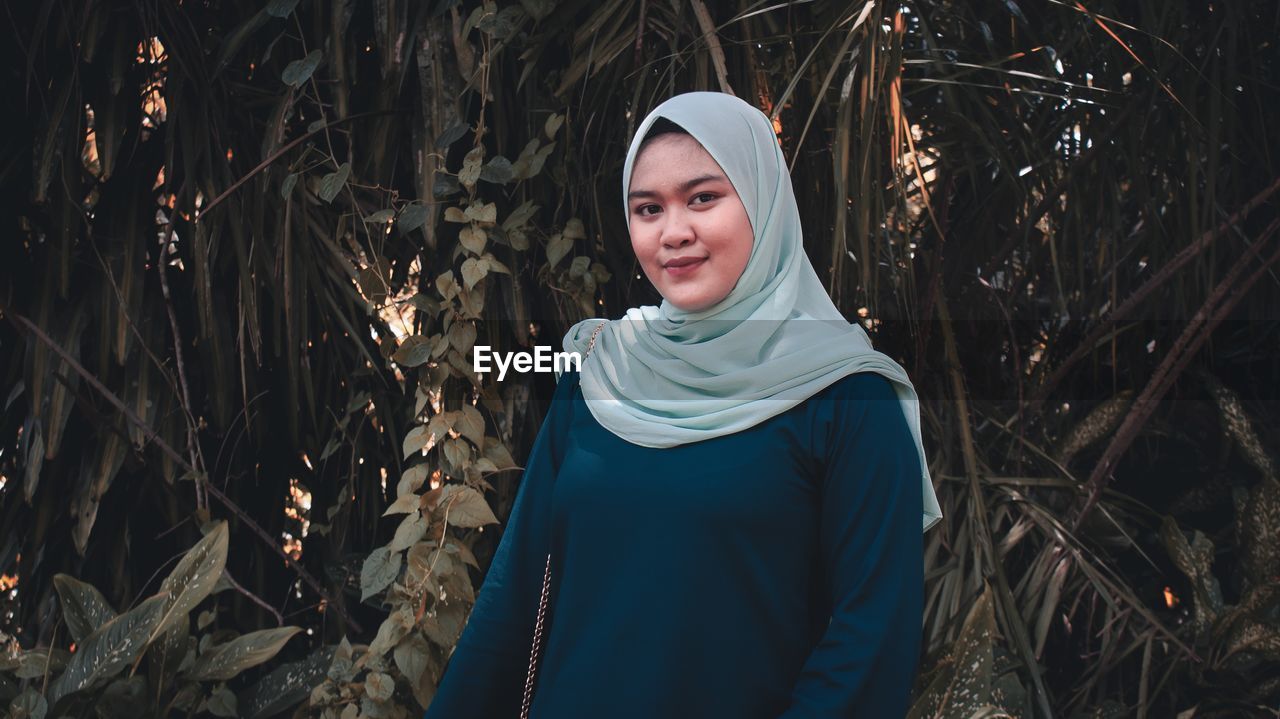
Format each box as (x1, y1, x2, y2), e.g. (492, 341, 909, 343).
(627, 133, 754, 312)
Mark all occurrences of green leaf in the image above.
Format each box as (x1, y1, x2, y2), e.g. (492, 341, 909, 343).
(426, 412, 456, 444)
(14, 649, 67, 679)
(383, 493, 419, 516)
(147, 521, 230, 645)
(10, 686, 48, 719)
(366, 607, 413, 658)
(460, 257, 489, 290)
(281, 50, 323, 87)
(447, 321, 477, 356)
(458, 146, 484, 189)
(408, 292, 441, 317)
(546, 233, 572, 269)
(483, 437, 516, 470)
(366, 671, 395, 701)
(526, 141, 556, 178)
(392, 335, 433, 368)
(434, 122, 469, 148)
(456, 404, 485, 447)
(435, 271, 459, 301)
(147, 613, 190, 690)
(95, 675, 145, 711)
(441, 437, 469, 474)
(562, 217, 586, 239)
(479, 156, 514, 184)
(48, 595, 165, 704)
(519, 0, 556, 20)
(53, 573, 117, 644)
(430, 333, 451, 360)
(388, 512, 427, 553)
(397, 464, 430, 498)
(205, 685, 238, 717)
(482, 253, 510, 275)
(364, 209, 395, 224)
(399, 204, 430, 233)
(590, 261, 612, 283)
(463, 202, 497, 225)
(402, 425, 430, 460)
(238, 646, 335, 719)
(459, 224, 487, 255)
(280, 172, 298, 199)
(501, 200, 540, 231)
(905, 586, 999, 719)
(318, 162, 351, 203)
(432, 173, 463, 199)
(212, 7, 271, 77)
(393, 632, 435, 708)
(1160, 516, 1225, 636)
(477, 5, 525, 40)
(544, 112, 564, 139)
(187, 627, 302, 681)
(265, 0, 300, 18)
(437, 485, 498, 528)
(360, 547, 402, 602)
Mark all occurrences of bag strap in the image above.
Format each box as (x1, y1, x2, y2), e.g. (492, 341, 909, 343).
(585, 320, 605, 358)
(520, 320, 603, 718)
(520, 553, 553, 719)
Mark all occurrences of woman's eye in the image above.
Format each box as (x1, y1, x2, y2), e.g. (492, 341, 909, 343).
(692, 193, 716, 205)
(636, 204, 659, 216)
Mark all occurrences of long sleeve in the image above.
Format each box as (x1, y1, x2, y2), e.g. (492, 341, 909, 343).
(423, 371, 578, 718)
(778, 372, 926, 719)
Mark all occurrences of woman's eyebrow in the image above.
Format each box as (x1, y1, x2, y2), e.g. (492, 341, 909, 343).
(627, 173, 728, 200)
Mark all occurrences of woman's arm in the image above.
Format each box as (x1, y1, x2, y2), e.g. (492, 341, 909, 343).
(422, 371, 578, 718)
(779, 372, 926, 719)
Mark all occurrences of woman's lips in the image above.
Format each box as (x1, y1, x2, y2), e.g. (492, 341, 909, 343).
(663, 257, 707, 276)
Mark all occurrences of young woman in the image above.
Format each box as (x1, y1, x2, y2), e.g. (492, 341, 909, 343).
(424, 91, 942, 718)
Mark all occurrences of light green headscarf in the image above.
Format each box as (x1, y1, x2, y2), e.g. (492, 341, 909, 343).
(560, 91, 942, 532)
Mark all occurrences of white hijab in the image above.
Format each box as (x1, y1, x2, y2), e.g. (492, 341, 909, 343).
(560, 91, 941, 531)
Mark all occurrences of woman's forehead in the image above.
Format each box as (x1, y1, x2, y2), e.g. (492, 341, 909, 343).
(631, 135, 726, 179)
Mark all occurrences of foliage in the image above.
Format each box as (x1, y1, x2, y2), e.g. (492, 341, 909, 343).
(0, 522, 305, 718)
(1, 0, 1278, 717)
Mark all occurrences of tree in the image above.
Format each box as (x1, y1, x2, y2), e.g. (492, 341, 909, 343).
(2, 1, 1277, 716)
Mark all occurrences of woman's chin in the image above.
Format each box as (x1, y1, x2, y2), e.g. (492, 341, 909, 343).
(661, 291, 724, 313)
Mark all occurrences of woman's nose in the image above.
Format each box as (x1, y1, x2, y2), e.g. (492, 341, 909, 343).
(661, 212, 695, 248)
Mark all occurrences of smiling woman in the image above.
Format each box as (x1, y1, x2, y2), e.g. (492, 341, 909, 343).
(625, 120, 755, 312)
(424, 91, 942, 719)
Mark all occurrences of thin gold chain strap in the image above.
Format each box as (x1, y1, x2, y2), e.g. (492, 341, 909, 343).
(519, 320, 604, 718)
(585, 320, 604, 356)
(520, 552, 553, 719)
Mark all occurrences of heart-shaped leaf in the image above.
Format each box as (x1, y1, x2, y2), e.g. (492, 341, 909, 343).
(437, 485, 498, 528)
(360, 548, 401, 602)
(317, 162, 350, 203)
(281, 50, 323, 87)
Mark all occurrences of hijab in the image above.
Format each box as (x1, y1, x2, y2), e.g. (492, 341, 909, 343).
(559, 91, 942, 532)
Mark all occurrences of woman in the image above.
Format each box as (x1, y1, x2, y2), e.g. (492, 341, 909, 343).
(424, 91, 942, 718)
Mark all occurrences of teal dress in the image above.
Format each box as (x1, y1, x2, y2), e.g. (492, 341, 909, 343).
(423, 369, 925, 718)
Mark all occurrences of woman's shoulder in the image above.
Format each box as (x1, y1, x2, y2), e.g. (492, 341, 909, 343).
(550, 367, 582, 405)
(812, 370, 898, 404)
